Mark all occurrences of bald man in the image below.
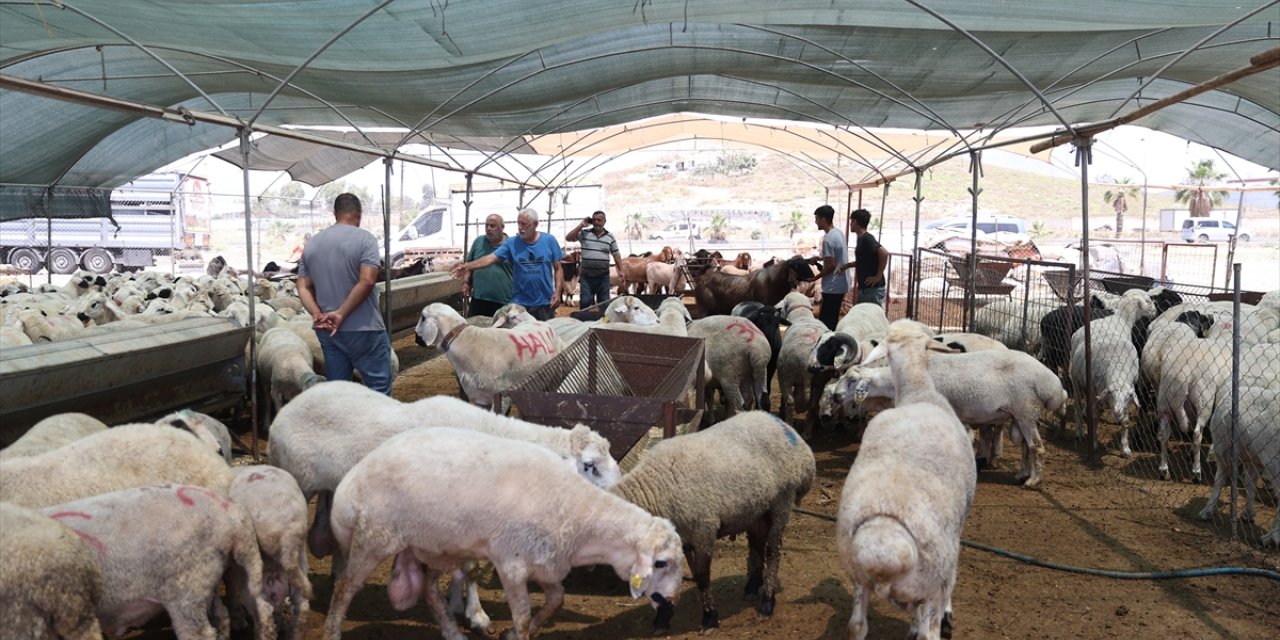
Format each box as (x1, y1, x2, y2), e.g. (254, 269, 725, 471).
(462, 213, 514, 318)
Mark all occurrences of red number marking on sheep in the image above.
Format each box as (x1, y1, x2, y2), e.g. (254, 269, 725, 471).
(176, 485, 231, 510)
(49, 512, 108, 559)
(726, 320, 759, 343)
(246, 472, 267, 482)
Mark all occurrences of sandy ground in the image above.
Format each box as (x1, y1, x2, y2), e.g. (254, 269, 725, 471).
(127, 325, 1278, 640)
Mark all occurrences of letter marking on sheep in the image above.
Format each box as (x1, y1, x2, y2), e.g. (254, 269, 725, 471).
(509, 329, 560, 360)
(726, 320, 759, 343)
(49, 512, 108, 558)
(176, 485, 230, 510)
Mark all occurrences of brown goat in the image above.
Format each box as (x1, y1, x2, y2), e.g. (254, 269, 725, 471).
(618, 246, 674, 294)
(694, 256, 814, 317)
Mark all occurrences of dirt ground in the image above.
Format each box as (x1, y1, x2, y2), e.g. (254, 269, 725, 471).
(134, 326, 1279, 640)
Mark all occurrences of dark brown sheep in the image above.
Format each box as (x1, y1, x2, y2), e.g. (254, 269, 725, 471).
(694, 256, 813, 317)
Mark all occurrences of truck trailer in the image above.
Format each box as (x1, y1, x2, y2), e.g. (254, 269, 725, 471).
(0, 173, 212, 274)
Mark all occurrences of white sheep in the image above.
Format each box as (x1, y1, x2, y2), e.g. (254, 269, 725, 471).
(41, 484, 276, 640)
(1068, 290, 1157, 455)
(971, 298, 1057, 353)
(610, 411, 815, 633)
(256, 326, 325, 426)
(0, 502, 103, 639)
(229, 465, 313, 640)
(414, 302, 564, 409)
(836, 301, 890, 339)
(323, 427, 686, 640)
(603, 295, 660, 325)
(598, 297, 690, 337)
(645, 251, 688, 294)
(0, 412, 108, 461)
(930, 332, 1008, 353)
(776, 310, 829, 426)
(0, 324, 32, 348)
(808, 302, 894, 375)
(1198, 384, 1280, 547)
(686, 314, 771, 417)
(837, 320, 976, 640)
(1153, 336, 1232, 482)
(0, 424, 233, 508)
(832, 347, 1066, 488)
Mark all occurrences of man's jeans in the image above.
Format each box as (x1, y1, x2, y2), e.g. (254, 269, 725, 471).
(315, 329, 394, 395)
(856, 286, 886, 307)
(579, 272, 612, 309)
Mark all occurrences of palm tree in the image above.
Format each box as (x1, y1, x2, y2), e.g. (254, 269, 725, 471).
(1102, 177, 1138, 237)
(707, 212, 730, 241)
(779, 210, 807, 238)
(623, 212, 647, 240)
(1174, 160, 1229, 217)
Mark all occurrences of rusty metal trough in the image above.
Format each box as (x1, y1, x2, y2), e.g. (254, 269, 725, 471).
(499, 328, 705, 461)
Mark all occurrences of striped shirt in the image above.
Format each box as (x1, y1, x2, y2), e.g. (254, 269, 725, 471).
(578, 228, 619, 275)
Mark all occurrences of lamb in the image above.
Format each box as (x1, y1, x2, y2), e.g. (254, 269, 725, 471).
(831, 347, 1066, 488)
(1154, 339, 1231, 482)
(1068, 290, 1158, 455)
(1197, 384, 1280, 547)
(837, 320, 976, 640)
(971, 298, 1057, 352)
(775, 297, 829, 428)
(15, 307, 84, 342)
(602, 295, 660, 325)
(0, 412, 108, 460)
(646, 250, 688, 294)
(229, 466, 313, 640)
(41, 484, 276, 640)
(269, 382, 622, 632)
(0, 502, 103, 640)
(731, 301, 785, 410)
(0, 424, 233, 508)
(256, 326, 325, 426)
(687, 314, 772, 418)
(0, 324, 32, 348)
(415, 302, 564, 409)
(323, 427, 685, 640)
(597, 300, 690, 337)
(610, 411, 814, 632)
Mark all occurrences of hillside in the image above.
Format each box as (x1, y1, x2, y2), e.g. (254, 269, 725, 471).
(602, 151, 1278, 242)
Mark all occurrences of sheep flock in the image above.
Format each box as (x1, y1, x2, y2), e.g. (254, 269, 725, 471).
(1, 263, 1277, 639)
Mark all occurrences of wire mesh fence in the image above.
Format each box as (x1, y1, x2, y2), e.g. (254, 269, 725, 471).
(907, 247, 1278, 550)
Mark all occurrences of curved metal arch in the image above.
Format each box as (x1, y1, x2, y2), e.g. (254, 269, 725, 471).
(27, 1, 229, 117)
(4, 42, 386, 151)
(394, 50, 541, 150)
(519, 105, 881, 184)
(903, 0, 1075, 136)
(407, 41, 965, 145)
(479, 69, 916, 179)
(736, 23, 972, 153)
(985, 36, 1276, 134)
(494, 96, 889, 183)
(1105, 0, 1279, 119)
(246, 0, 398, 128)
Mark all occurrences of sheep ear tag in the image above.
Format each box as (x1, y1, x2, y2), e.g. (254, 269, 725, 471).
(833, 354, 844, 367)
(630, 573, 645, 598)
(854, 380, 870, 404)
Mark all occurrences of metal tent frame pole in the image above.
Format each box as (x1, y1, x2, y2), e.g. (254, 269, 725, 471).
(239, 128, 259, 460)
(383, 158, 394, 336)
(966, 151, 982, 332)
(1076, 137, 1098, 460)
(909, 169, 925, 319)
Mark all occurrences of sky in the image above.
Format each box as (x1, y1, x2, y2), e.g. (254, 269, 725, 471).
(164, 124, 1277, 205)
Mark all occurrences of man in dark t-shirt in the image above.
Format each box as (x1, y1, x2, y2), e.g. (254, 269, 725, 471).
(837, 208, 889, 307)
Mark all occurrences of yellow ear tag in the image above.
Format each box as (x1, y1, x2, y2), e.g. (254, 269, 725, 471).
(834, 354, 844, 367)
(630, 574, 644, 590)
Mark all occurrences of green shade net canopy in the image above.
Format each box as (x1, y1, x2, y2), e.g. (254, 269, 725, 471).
(1, 0, 1276, 218)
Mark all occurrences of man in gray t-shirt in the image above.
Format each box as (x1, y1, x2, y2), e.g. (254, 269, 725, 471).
(810, 204, 850, 330)
(297, 193, 393, 395)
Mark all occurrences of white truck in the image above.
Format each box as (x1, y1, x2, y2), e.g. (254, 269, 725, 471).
(1, 173, 212, 274)
(386, 183, 604, 265)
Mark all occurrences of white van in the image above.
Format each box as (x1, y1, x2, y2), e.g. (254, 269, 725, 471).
(1181, 218, 1249, 243)
(649, 221, 701, 241)
(923, 214, 1029, 247)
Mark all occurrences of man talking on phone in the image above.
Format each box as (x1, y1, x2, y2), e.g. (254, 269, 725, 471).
(566, 210, 624, 309)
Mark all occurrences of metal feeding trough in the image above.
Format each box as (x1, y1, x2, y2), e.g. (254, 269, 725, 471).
(499, 328, 705, 462)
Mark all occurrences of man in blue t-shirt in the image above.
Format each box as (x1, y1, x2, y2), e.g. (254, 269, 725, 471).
(451, 208, 563, 321)
(297, 193, 393, 395)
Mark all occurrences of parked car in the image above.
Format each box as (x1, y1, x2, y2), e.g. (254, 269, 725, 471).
(1181, 218, 1249, 243)
(649, 221, 701, 241)
(922, 214, 1029, 249)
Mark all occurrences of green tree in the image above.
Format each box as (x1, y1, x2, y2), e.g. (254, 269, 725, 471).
(623, 212, 648, 240)
(707, 212, 730, 241)
(779, 210, 807, 238)
(1102, 177, 1139, 237)
(1174, 160, 1228, 217)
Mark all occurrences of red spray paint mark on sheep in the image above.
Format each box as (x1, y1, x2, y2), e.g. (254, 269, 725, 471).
(509, 328, 560, 361)
(725, 320, 760, 343)
(49, 512, 108, 559)
(177, 485, 231, 510)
